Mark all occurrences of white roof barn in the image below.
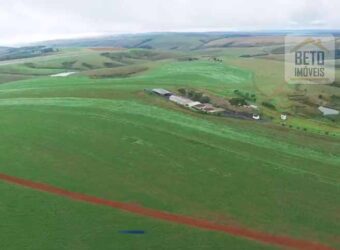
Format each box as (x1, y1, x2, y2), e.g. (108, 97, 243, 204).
(169, 95, 195, 106)
(187, 101, 201, 107)
(318, 106, 339, 116)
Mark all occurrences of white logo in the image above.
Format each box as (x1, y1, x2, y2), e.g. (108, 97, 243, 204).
(285, 34, 335, 84)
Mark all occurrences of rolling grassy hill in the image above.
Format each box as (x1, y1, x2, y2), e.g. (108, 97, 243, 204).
(34, 33, 223, 50)
(0, 78, 338, 249)
(0, 34, 339, 249)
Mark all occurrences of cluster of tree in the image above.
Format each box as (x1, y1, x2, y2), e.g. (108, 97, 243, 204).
(40, 47, 55, 53)
(178, 88, 211, 103)
(229, 97, 247, 106)
(234, 89, 256, 102)
(62, 61, 77, 69)
(282, 124, 308, 131)
(240, 53, 269, 58)
(262, 101, 276, 110)
(101, 50, 166, 62)
(282, 124, 335, 136)
(82, 62, 95, 69)
(178, 57, 199, 61)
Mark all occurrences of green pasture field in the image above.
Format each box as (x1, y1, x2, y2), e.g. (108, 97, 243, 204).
(0, 45, 339, 250)
(0, 182, 276, 250)
(0, 97, 338, 249)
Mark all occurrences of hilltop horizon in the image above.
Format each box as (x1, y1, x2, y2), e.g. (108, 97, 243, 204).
(4, 29, 340, 47)
(2, 0, 340, 46)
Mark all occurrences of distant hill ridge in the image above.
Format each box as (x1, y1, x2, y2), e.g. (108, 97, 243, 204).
(30, 31, 340, 51)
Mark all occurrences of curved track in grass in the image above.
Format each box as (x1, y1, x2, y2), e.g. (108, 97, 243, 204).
(0, 173, 334, 250)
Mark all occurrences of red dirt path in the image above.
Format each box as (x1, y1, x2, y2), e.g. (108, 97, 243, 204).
(0, 173, 334, 250)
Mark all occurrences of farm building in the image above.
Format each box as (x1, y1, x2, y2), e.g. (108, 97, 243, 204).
(192, 103, 225, 114)
(170, 95, 195, 106)
(281, 114, 287, 121)
(169, 95, 224, 113)
(252, 114, 260, 120)
(187, 101, 201, 107)
(152, 88, 173, 97)
(207, 107, 225, 114)
(318, 106, 339, 116)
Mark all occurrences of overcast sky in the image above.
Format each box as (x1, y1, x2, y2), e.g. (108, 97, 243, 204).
(0, 0, 339, 46)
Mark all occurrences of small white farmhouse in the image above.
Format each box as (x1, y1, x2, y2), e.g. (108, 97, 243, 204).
(252, 114, 260, 120)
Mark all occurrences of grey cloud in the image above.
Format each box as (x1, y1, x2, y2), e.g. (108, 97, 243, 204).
(0, 0, 338, 46)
